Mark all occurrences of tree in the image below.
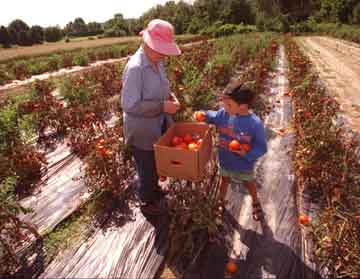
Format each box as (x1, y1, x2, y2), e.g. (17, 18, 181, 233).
(187, 17, 204, 34)
(64, 17, 91, 37)
(126, 18, 142, 36)
(275, 0, 320, 22)
(104, 13, 129, 37)
(44, 26, 63, 42)
(193, 0, 223, 26)
(72, 17, 88, 36)
(29, 25, 44, 44)
(353, 2, 360, 24)
(63, 21, 74, 36)
(139, 1, 195, 34)
(220, 0, 255, 25)
(318, 0, 357, 23)
(173, 1, 194, 33)
(7, 19, 30, 45)
(87, 22, 103, 36)
(17, 30, 33, 46)
(0, 26, 11, 47)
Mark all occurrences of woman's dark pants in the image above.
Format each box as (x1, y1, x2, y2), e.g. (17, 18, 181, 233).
(131, 146, 162, 204)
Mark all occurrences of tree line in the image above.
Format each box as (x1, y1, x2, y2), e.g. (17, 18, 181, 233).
(1, 0, 359, 48)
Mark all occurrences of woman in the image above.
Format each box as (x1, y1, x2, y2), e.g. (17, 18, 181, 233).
(121, 19, 181, 214)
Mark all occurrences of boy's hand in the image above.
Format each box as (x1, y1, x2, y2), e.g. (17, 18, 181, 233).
(230, 149, 247, 157)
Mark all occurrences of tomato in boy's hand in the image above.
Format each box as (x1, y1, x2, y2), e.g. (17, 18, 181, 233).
(194, 111, 206, 122)
(228, 140, 241, 151)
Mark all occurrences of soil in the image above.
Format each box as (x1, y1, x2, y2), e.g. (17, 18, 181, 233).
(296, 36, 360, 133)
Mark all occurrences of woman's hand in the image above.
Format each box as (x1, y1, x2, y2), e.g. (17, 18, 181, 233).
(163, 100, 180, 114)
(169, 93, 180, 105)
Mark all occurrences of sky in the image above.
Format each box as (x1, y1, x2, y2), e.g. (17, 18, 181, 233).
(0, 0, 194, 27)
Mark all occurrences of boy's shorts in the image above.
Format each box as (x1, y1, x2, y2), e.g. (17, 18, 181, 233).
(219, 168, 254, 182)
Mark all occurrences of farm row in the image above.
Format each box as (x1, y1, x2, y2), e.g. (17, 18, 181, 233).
(0, 33, 279, 276)
(285, 37, 360, 278)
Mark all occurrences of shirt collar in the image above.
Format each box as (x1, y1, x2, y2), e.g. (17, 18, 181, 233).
(139, 46, 164, 70)
(139, 46, 152, 68)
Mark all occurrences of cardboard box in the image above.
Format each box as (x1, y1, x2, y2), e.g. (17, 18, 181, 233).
(154, 122, 213, 182)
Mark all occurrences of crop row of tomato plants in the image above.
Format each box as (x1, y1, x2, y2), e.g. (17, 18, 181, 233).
(0, 43, 137, 87)
(0, 82, 49, 274)
(284, 37, 360, 278)
(0, 62, 133, 274)
(163, 33, 280, 272)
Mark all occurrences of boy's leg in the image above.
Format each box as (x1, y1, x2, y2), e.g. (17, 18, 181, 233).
(219, 176, 231, 202)
(243, 180, 263, 221)
(243, 180, 259, 204)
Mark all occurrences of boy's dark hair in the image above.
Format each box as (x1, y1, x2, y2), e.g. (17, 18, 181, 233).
(222, 83, 255, 105)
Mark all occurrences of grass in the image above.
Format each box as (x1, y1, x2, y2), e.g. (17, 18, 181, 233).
(0, 34, 203, 87)
(43, 203, 94, 261)
(0, 34, 201, 63)
(59, 35, 99, 43)
(0, 37, 140, 62)
(38, 189, 130, 270)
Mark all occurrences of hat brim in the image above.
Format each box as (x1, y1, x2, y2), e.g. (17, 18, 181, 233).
(142, 30, 181, 56)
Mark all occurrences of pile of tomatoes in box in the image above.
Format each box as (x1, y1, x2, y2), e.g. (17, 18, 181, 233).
(170, 133, 203, 151)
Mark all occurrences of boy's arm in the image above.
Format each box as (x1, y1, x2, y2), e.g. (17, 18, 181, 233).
(242, 121, 267, 162)
(204, 109, 223, 126)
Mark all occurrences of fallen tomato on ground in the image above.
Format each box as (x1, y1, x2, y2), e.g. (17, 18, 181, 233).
(225, 261, 238, 274)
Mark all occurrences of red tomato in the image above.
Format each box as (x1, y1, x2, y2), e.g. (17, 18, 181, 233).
(228, 140, 241, 151)
(188, 143, 199, 151)
(184, 133, 193, 144)
(194, 111, 206, 122)
(299, 214, 310, 225)
(172, 136, 183, 146)
(176, 143, 188, 149)
(226, 261, 237, 273)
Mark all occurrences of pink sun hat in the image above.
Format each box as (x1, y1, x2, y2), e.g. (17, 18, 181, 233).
(140, 19, 181, 56)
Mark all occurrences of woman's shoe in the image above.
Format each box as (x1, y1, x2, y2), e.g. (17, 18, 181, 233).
(140, 199, 168, 216)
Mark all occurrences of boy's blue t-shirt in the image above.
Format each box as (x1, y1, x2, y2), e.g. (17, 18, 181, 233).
(205, 108, 267, 172)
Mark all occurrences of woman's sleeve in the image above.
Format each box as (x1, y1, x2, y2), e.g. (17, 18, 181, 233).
(121, 66, 163, 117)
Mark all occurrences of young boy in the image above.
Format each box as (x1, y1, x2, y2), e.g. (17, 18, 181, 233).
(195, 83, 267, 221)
